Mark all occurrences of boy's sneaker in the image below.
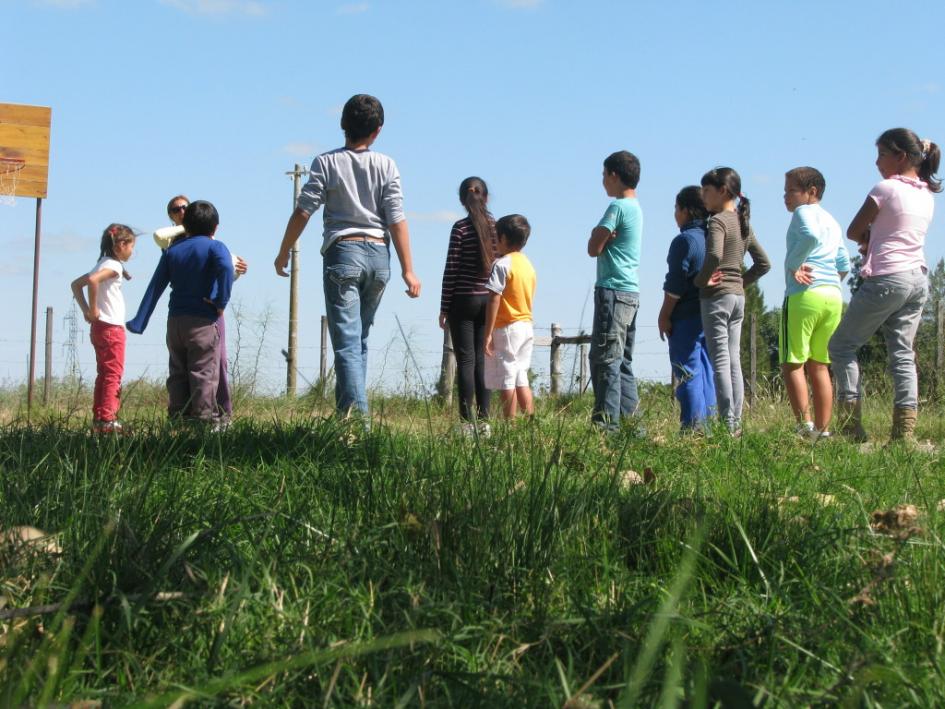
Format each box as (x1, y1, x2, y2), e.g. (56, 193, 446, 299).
(92, 419, 124, 434)
(795, 421, 815, 439)
(476, 421, 492, 439)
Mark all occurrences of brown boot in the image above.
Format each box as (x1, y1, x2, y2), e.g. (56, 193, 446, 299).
(836, 400, 868, 442)
(890, 407, 917, 443)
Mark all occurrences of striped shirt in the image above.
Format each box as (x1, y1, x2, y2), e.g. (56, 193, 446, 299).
(439, 217, 496, 314)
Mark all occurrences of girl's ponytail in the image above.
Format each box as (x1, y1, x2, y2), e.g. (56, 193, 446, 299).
(736, 194, 751, 240)
(98, 223, 136, 280)
(919, 140, 942, 193)
(458, 176, 496, 275)
(877, 128, 942, 193)
(701, 167, 750, 239)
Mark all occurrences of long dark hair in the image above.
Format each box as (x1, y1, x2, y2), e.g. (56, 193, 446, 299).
(98, 223, 135, 280)
(877, 128, 942, 193)
(701, 167, 750, 239)
(458, 176, 496, 274)
(675, 185, 708, 223)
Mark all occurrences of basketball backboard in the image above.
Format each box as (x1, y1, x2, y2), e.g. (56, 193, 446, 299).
(0, 103, 51, 199)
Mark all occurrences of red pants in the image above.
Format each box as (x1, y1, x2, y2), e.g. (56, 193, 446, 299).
(91, 321, 125, 421)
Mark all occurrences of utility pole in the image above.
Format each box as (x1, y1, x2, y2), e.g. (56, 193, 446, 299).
(285, 163, 308, 397)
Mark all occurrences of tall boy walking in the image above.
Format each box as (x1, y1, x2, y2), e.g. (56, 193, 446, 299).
(587, 151, 644, 431)
(274, 94, 420, 417)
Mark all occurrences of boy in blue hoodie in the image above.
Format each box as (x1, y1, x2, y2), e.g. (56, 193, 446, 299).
(780, 167, 850, 439)
(127, 200, 234, 423)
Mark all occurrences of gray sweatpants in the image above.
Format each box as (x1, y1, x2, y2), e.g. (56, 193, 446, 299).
(166, 315, 220, 421)
(828, 267, 927, 409)
(700, 293, 745, 430)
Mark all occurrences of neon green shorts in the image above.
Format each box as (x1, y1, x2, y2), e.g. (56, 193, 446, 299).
(779, 287, 843, 365)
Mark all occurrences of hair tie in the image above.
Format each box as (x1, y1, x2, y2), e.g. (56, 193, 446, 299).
(921, 139, 931, 159)
(738, 193, 746, 200)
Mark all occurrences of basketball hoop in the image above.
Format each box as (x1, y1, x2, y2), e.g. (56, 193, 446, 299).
(0, 157, 25, 206)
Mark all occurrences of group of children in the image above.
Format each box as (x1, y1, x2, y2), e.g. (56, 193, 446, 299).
(71, 91, 941, 445)
(437, 128, 940, 444)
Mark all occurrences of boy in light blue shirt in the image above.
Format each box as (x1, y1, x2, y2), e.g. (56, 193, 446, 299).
(587, 150, 644, 431)
(780, 166, 850, 439)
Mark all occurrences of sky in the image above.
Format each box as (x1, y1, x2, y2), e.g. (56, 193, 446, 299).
(4, 0, 945, 399)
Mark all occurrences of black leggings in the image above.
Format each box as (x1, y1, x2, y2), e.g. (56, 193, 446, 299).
(448, 294, 491, 421)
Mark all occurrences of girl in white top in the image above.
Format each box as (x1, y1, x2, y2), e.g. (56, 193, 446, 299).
(70, 224, 136, 432)
(828, 128, 941, 443)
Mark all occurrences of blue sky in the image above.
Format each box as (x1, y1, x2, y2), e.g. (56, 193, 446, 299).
(5, 0, 945, 397)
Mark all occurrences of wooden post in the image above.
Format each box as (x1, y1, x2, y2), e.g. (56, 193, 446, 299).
(286, 163, 303, 398)
(936, 300, 944, 397)
(319, 315, 329, 387)
(436, 327, 456, 403)
(579, 343, 588, 394)
(43, 306, 52, 405)
(550, 323, 562, 396)
(749, 313, 757, 408)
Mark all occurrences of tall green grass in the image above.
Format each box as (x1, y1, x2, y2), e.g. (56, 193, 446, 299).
(1, 391, 944, 706)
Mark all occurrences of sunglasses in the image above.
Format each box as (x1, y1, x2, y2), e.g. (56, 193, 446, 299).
(170, 204, 188, 213)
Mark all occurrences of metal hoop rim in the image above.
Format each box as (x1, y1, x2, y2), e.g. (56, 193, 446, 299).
(0, 157, 25, 174)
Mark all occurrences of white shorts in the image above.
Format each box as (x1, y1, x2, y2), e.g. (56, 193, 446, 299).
(486, 320, 534, 390)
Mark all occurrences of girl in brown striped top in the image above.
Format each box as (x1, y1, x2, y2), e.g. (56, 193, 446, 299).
(439, 177, 497, 430)
(695, 167, 771, 434)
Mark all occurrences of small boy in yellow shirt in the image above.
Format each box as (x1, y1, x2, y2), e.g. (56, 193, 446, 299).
(484, 214, 536, 418)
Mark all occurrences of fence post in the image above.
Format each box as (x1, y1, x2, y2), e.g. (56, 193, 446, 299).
(319, 315, 329, 387)
(436, 327, 456, 403)
(43, 306, 52, 405)
(550, 323, 562, 396)
(936, 300, 944, 398)
(748, 313, 757, 409)
(579, 342, 588, 394)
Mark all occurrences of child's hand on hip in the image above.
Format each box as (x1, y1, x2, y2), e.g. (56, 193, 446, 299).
(793, 264, 814, 285)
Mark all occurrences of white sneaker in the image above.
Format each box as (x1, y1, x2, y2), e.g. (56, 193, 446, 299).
(795, 421, 815, 439)
(477, 421, 492, 439)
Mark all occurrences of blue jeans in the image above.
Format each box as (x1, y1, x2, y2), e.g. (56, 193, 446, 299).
(323, 241, 390, 415)
(668, 315, 716, 429)
(589, 287, 640, 426)
(828, 267, 928, 409)
(700, 293, 745, 430)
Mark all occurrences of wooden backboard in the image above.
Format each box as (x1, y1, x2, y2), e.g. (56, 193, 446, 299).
(0, 103, 51, 199)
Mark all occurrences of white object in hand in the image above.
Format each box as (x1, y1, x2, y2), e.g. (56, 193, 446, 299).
(153, 225, 185, 250)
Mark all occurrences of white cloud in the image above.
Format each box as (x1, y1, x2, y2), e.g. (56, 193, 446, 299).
(914, 82, 941, 95)
(407, 210, 462, 224)
(282, 142, 319, 158)
(31, 0, 94, 7)
(496, 0, 543, 8)
(336, 2, 369, 14)
(160, 0, 268, 17)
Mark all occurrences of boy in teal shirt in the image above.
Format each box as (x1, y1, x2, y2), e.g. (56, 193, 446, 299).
(587, 150, 644, 430)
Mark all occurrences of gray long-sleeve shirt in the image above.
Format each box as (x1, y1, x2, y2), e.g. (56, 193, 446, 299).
(695, 210, 770, 298)
(296, 147, 405, 255)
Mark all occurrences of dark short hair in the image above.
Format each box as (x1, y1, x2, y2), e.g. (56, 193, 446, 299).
(603, 151, 641, 189)
(183, 200, 219, 237)
(785, 167, 826, 199)
(341, 94, 385, 142)
(496, 214, 530, 249)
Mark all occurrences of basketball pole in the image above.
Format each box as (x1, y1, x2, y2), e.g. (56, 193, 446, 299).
(27, 196, 42, 418)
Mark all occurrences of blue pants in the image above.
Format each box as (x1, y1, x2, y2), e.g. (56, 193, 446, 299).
(589, 287, 640, 427)
(323, 240, 390, 415)
(667, 315, 716, 429)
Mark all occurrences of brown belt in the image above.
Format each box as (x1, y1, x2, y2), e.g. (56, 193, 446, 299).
(336, 234, 386, 244)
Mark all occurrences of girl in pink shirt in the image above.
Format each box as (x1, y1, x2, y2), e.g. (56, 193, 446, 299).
(828, 128, 941, 443)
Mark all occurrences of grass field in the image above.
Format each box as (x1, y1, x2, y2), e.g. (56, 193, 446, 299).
(2, 383, 945, 706)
